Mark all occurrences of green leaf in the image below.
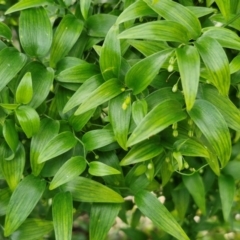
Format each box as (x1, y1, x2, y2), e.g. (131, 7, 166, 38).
(75, 79, 124, 115)
(52, 192, 73, 240)
(202, 27, 240, 50)
(20, 62, 54, 109)
(5, 0, 53, 14)
(0, 22, 12, 40)
(86, 14, 117, 37)
(89, 161, 121, 176)
(116, 0, 156, 24)
(186, 6, 215, 18)
(38, 131, 77, 163)
(120, 138, 163, 166)
(188, 99, 231, 167)
(82, 129, 116, 151)
(19, 7, 52, 57)
(230, 54, 240, 74)
(127, 100, 187, 146)
(63, 74, 104, 113)
(125, 49, 173, 94)
(176, 45, 200, 111)
(80, 0, 91, 19)
(0, 188, 11, 216)
(135, 190, 189, 240)
(49, 156, 86, 190)
(61, 177, 124, 203)
(4, 175, 46, 237)
(3, 119, 19, 158)
(132, 99, 148, 125)
(56, 62, 100, 83)
(144, 0, 201, 39)
(0, 143, 25, 191)
(218, 174, 235, 221)
(195, 36, 230, 96)
(109, 92, 131, 150)
(15, 105, 40, 138)
(100, 24, 121, 81)
(182, 172, 206, 214)
(215, 0, 231, 20)
(16, 72, 33, 104)
(11, 219, 53, 240)
(0, 48, 27, 92)
(90, 203, 121, 240)
(118, 21, 190, 43)
(30, 118, 59, 176)
(50, 15, 84, 68)
(200, 85, 240, 132)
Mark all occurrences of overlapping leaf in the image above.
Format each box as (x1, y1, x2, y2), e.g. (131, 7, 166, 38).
(0, 22, 12, 40)
(89, 162, 121, 176)
(176, 45, 200, 111)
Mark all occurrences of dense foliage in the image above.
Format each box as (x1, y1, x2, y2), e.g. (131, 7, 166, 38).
(1, 0, 240, 239)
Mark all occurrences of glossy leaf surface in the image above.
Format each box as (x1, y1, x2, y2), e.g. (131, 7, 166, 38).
(89, 161, 121, 176)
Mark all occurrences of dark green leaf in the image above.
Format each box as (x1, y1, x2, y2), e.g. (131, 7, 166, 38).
(52, 192, 73, 240)
(90, 203, 121, 240)
(61, 177, 124, 203)
(182, 172, 206, 214)
(49, 156, 86, 190)
(0, 48, 27, 92)
(195, 36, 230, 96)
(38, 131, 77, 163)
(0, 188, 11, 216)
(19, 7, 52, 57)
(15, 105, 40, 138)
(135, 190, 189, 240)
(188, 99, 231, 167)
(0, 22, 12, 40)
(4, 175, 46, 236)
(127, 100, 187, 146)
(125, 49, 173, 94)
(218, 174, 235, 221)
(176, 45, 200, 110)
(50, 15, 84, 67)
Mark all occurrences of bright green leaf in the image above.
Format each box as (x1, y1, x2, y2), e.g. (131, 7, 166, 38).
(4, 175, 46, 236)
(15, 105, 40, 138)
(38, 131, 77, 163)
(135, 190, 189, 240)
(230, 54, 240, 74)
(52, 192, 73, 240)
(16, 72, 33, 104)
(218, 174, 235, 221)
(109, 92, 131, 150)
(61, 177, 124, 203)
(182, 172, 206, 214)
(144, 0, 201, 39)
(100, 24, 121, 81)
(125, 49, 173, 94)
(195, 36, 230, 96)
(188, 99, 231, 167)
(176, 45, 200, 111)
(118, 21, 190, 43)
(75, 78, 123, 115)
(49, 156, 86, 190)
(80, 0, 91, 19)
(186, 6, 215, 18)
(89, 161, 121, 176)
(90, 203, 121, 240)
(127, 100, 187, 146)
(132, 99, 148, 125)
(0, 48, 27, 92)
(215, 0, 231, 20)
(19, 7, 52, 57)
(50, 15, 84, 68)
(0, 188, 11, 216)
